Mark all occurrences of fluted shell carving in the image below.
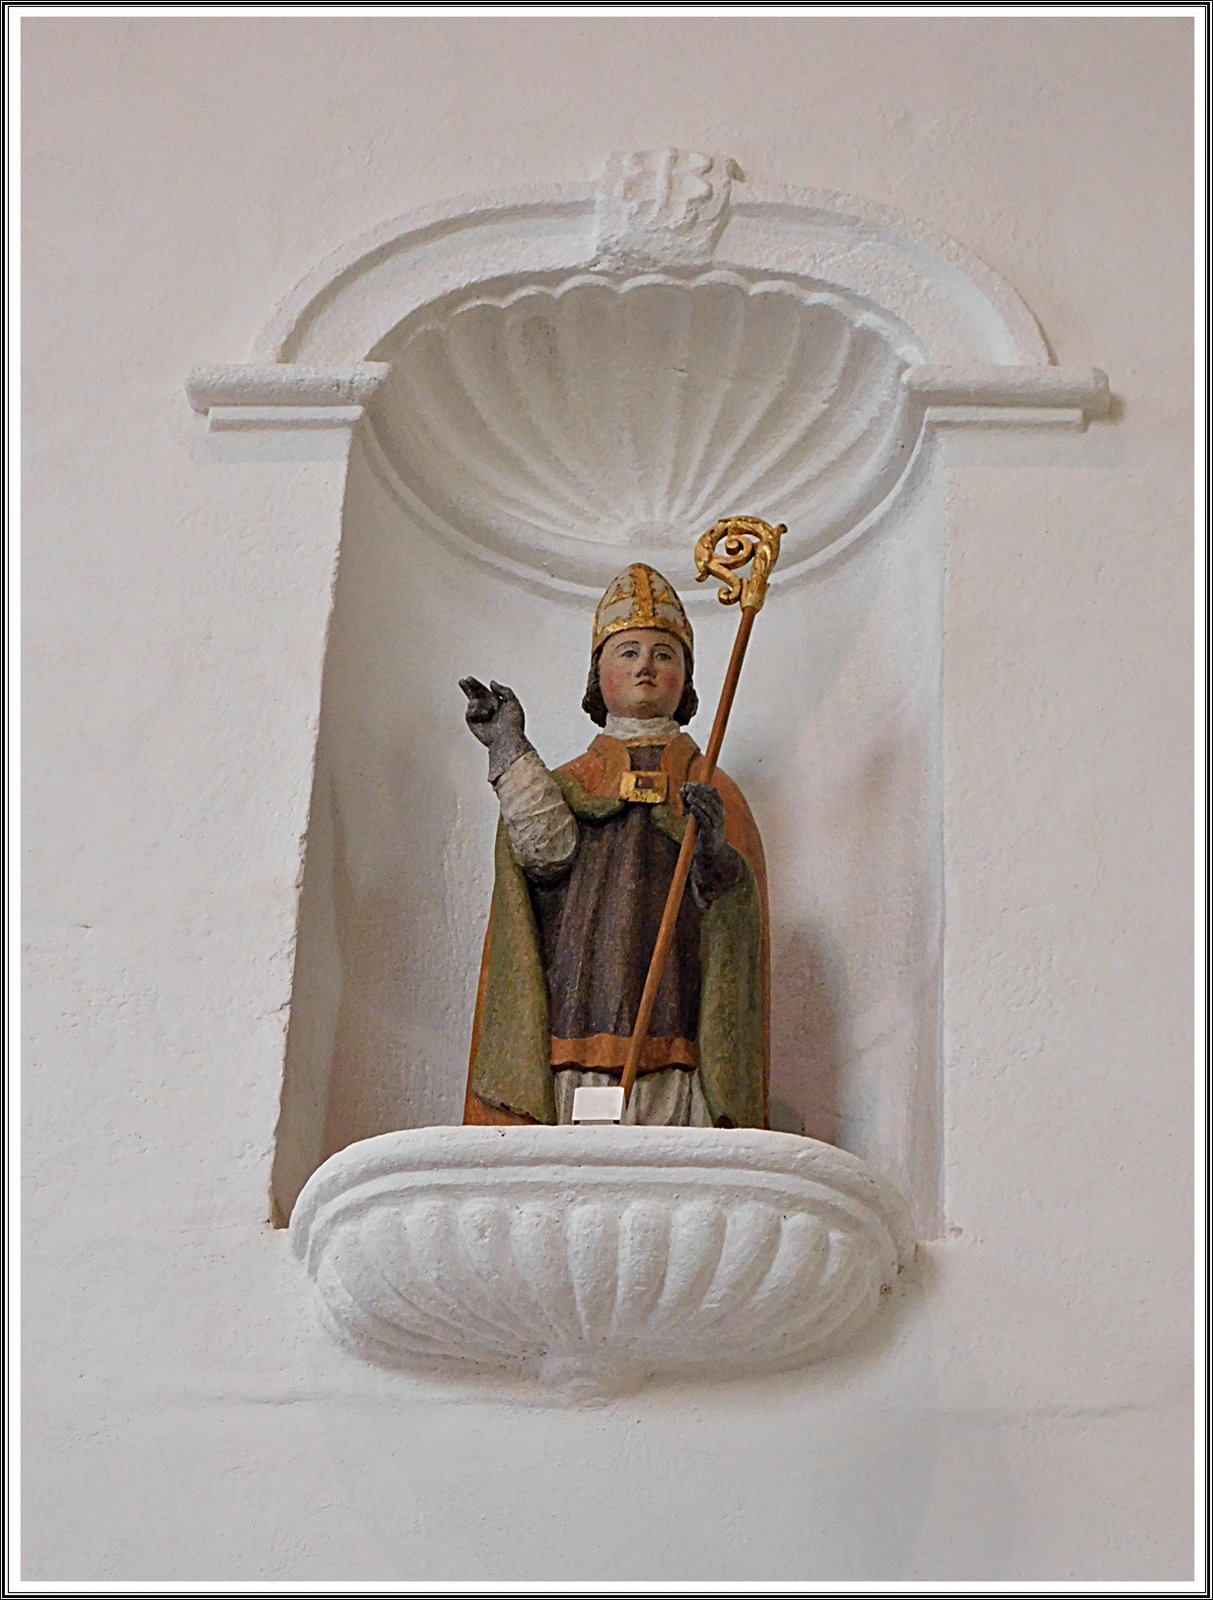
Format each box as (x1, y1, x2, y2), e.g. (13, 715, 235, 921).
(369, 271, 924, 595)
(291, 1126, 914, 1398)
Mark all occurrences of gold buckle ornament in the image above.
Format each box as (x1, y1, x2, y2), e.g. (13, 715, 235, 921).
(620, 770, 668, 804)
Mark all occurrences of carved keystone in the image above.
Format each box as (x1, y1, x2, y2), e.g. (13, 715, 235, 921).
(595, 148, 743, 268)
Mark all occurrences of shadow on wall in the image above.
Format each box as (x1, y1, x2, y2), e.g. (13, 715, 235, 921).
(270, 766, 351, 1225)
(271, 750, 472, 1224)
(318, 761, 469, 1167)
(318, 771, 362, 1166)
(769, 920, 847, 1145)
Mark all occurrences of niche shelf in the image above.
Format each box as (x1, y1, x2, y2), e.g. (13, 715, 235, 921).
(290, 1125, 913, 1398)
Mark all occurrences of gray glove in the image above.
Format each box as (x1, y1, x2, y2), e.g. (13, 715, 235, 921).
(681, 781, 744, 909)
(459, 677, 532, 782)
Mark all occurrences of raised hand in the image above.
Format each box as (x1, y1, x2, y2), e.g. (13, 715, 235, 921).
(459, 677, 530, 779)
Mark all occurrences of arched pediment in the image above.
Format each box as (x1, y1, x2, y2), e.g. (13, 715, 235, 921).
(188, 149, 1109, 597)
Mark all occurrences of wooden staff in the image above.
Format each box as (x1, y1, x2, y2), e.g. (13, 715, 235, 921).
(620, 517, 784, 1106)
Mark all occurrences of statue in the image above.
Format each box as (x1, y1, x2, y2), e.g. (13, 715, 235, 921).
(459, 523, 781, 1129)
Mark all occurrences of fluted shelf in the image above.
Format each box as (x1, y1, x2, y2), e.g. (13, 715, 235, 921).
(290, 1125, 914, 1398)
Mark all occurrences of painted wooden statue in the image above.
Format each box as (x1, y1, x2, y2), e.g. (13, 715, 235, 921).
(460, 520, 782, 1129)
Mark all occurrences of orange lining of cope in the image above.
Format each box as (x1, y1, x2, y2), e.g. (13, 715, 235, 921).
(551, 1032, 697, 1073)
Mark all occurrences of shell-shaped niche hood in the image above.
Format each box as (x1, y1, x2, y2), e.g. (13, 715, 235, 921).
(370, 272, 922, 593)
(187, 147, 1110, 599)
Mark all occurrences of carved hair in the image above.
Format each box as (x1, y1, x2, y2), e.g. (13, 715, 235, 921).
(582, 642, 699, 728)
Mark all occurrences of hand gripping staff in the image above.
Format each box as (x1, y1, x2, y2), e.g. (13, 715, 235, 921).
(619, 516, 784, 1109)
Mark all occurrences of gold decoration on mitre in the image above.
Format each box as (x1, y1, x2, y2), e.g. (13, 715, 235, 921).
(592, 563, 694, 657)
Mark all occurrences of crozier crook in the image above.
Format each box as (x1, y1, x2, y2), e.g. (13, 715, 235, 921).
(619, 517, 784, 1109)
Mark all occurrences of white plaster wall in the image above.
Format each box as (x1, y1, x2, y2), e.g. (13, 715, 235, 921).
(22, 15, 1193, 1582)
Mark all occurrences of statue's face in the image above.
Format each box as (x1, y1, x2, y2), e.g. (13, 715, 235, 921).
(599, 629, 686, 721)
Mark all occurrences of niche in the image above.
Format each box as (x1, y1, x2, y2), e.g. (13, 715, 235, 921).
(221, 152, 1106, 1240)
(270, 285, 944, 1236)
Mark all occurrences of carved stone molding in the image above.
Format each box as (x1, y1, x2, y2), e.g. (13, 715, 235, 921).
(904, 363, 1111, 431)
(290, 1125, 915, 1399)
(186, 151, 1110, 598)
(594, 149, 742, 267)
(184, 363, 391, 432)
(367, 270, 923, 592)
(242, 152, 1054, 369)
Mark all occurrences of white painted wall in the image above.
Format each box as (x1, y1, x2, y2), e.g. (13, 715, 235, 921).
(22, 15, 1193, 1581)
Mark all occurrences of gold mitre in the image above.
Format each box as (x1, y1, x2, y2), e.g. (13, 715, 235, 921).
(592, 564, 694, 658)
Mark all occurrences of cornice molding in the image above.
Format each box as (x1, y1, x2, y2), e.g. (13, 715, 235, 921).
(185, 151, 1112, 593)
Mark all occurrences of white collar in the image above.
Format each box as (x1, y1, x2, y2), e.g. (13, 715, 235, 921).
(604, 715, 682, 743)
